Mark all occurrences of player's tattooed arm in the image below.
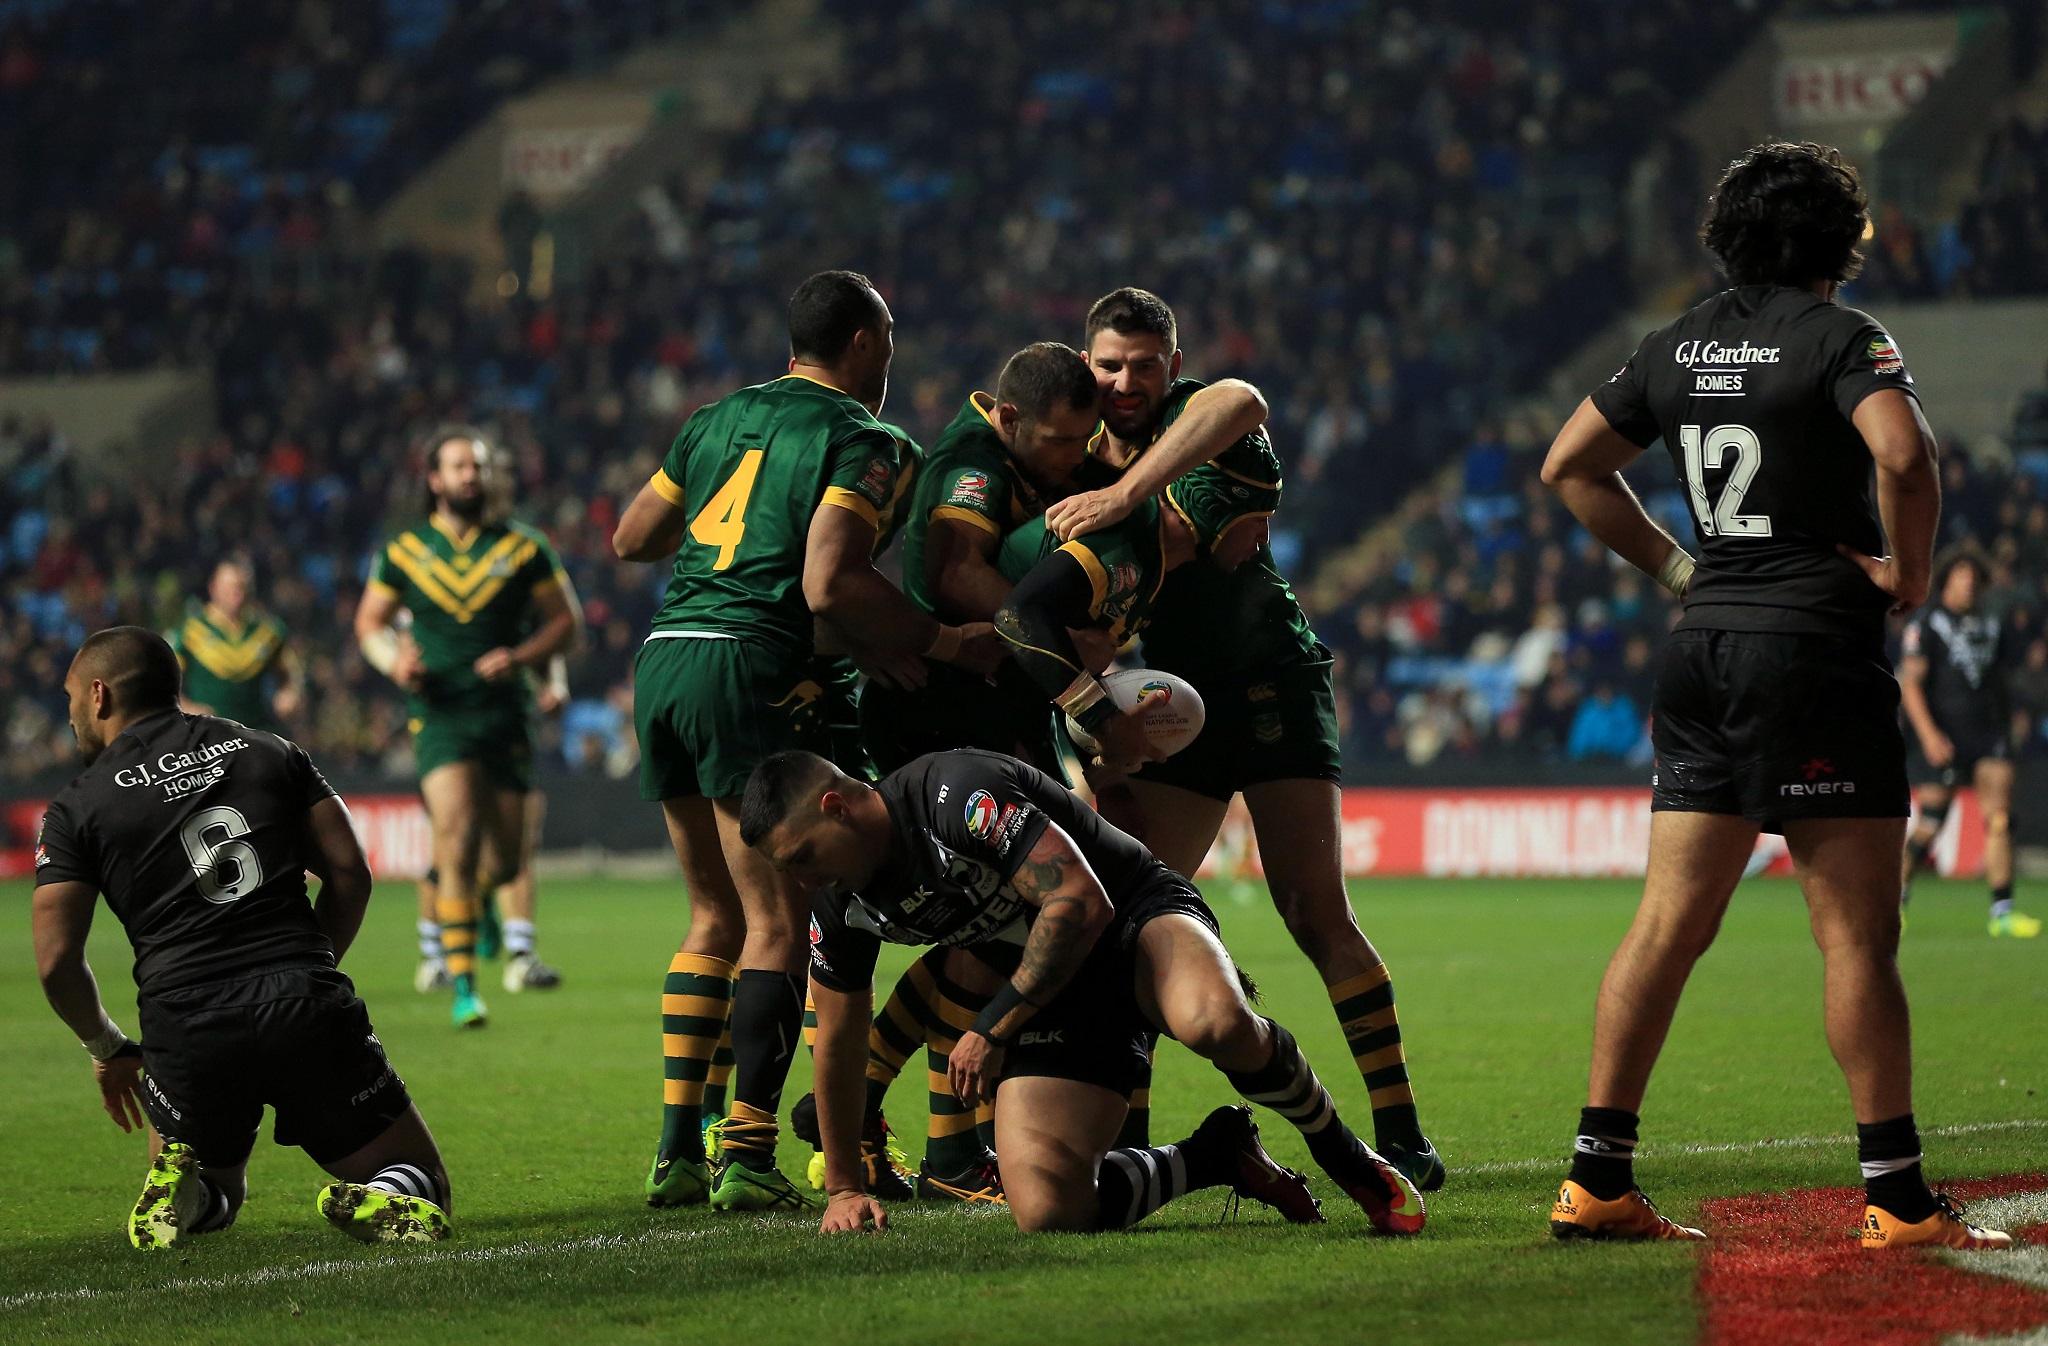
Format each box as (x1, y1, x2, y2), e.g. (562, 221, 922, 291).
(953, 820, 1114, 1105)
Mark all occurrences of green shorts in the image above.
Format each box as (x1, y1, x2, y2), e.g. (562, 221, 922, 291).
(635, 636, 830, 801)
(410, 702, 535, 792)
(1135, 655, 1341, 802)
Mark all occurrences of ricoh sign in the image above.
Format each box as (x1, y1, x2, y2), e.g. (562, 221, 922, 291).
(1776, 50, 1953, 125)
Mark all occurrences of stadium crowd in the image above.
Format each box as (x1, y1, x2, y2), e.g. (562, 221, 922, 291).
(8, 0, 2040, 791)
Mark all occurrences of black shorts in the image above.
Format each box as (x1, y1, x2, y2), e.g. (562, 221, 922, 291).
(137, 967, 411, 1168)
(1001, 881, 1218, 1098)
(1135, 656, 1344, 803)
(1908, 721, 2012, 790)
(1651, 628, 1909, 833)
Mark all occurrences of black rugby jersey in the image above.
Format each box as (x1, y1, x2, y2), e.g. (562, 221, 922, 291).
(35, 710, 339, 995)
(1592, 285, 1918, 645)
(1902, 604, 2006, 732)
(808, 749, 1176, 992)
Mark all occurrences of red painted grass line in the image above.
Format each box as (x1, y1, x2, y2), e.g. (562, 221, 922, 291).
(1699, 1174, 2048, 1346)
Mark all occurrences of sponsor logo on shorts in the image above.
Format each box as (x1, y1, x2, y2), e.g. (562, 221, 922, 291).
(146, 1074, 183, 1122)
(965, 790, 1000, 839)
(351, 1066, 397, 1106)
(1781, 757, 1855, 796)
(1247, 682, 1277, 703)
(1017, 1030, 1065, 1046)
(1253, 712, 1283, 745)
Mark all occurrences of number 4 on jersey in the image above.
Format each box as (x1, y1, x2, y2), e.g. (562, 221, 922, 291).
(689, 448, 766, 570)
(1679, 423, 1771, 538)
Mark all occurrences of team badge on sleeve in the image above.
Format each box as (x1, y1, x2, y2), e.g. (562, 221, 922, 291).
(857, 456, 894, 504)
(1867, 335, 1906, 376)
(948, 472, 991, 506)
(964, 790, 1000, 839)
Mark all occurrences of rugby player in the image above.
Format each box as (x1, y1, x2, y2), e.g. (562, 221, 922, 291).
(1541, 141, 2009, 1249)
(1899, 548, 2039, 936)
(803, 340, 1102, 1205)
(167, 558, 304, 732)
(1043, 289, 1443, 1188)
(355, 427, 581, 1028)
(740, 748, 1426, 1236)
(33, 628, 450, 1249)
(611, 270, 1002, 1212)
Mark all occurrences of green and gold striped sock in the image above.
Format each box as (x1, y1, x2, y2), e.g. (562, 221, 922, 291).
(702, 1017, 735, 1119)
(1329, 964, 1422, 1149)
(659, 953, 735, 1163)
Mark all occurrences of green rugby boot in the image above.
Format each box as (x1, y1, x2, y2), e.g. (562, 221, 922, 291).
(709, 1159, 817, 1213)
(129, 1142, 221, 1250)
(317, 1182, 451, 1243)
(646, 1152, 710, 1207)
(1380, 1136, 1448, 1194)
(451, 974, 488, 1029)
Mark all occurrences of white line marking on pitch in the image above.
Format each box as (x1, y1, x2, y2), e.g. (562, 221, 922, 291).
(4, 1119, 2042, 1313)
(1457, 1118, 2048, 1177)
(1939, 1187, 2048, 1299)
(0, 1226, 711, 1312)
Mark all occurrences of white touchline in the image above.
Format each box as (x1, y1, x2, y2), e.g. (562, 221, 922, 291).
(1940, 1188, 2048, 1295)
(4, 1120, 2043, 1314)
(0, 1226, 712, 1312)
(1455, 1118, 2048, 1178)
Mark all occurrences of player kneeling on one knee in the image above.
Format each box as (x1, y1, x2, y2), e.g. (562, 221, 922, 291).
(740, 746, 1425, 1235)
(32, 627, 453, 1250)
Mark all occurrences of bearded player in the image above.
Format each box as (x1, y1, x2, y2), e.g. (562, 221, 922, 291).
(1046, 288, 1443, 1190)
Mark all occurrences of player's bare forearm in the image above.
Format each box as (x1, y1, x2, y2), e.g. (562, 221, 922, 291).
(613, 480, 687, 562)
(32, 883, 112, 1041)
(1849, 390, 1941, 609)
(1049, 382, 1267, 539)
(810, 983, 874, 1200)
(1553, 472, 1684, 579)
(927, 520, 1012, 621)
(509, 602, 579, 670)
(304, 798, 373, 962)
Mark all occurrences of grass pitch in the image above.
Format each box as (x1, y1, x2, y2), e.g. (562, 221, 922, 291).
(1, 874, 2042, 1344)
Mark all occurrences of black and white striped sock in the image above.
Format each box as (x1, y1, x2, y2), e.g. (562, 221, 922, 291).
(367, 1162, 443, 1208)
(1093, 1143, 1203, 1230)
(1222, 1019, 1360, 1172)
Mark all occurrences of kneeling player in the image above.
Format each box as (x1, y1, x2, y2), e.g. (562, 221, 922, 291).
(33, 628, 452, 1249)
(741, 748, 1425, 1234)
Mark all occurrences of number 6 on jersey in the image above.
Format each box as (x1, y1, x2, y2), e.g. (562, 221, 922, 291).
(1679, 423, 1771, 538)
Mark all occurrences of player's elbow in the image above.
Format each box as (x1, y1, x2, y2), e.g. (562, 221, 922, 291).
(1871, 428, 1939, 482)
(1217, 379, 1268, 429)
(611, 523, 650, 562)
(1537, 446, 1576, 491)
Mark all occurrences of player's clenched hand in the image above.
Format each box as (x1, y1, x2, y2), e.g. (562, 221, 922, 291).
(95, 1044, 146, 1133)
(819, 1190, 889, 1234)
(392, 640, 427, 691)
(1836, 545, 1929, 615)
(948, 1030, 1004, 1107)
(1046, 487, 1135, 542)
(473, 647, 518, 682)
(1921, 728, 1955, 768)
(952, 623, 1009, 677)
(272, 685, 303, 719)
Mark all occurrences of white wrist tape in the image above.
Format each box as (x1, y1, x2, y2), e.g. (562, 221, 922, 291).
(81, 1012, 133, 1061)
(1057, 673, 1109, 723)
(1655, 548, 1697, 597)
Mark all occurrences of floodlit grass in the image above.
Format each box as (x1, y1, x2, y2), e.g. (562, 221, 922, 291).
(3, 874, 2041, 1344)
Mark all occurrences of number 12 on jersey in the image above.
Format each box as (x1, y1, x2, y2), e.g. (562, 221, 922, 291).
(689, 448, 765, 570)
(1679, 423, 1771, 538)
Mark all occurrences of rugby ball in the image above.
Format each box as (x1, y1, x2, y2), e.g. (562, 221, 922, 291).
(1067, 668, 1206, 759)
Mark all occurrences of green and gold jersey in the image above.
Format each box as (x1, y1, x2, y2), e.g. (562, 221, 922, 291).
(645, 374, 906, 660)
(166, 603, 289, 729)
(1085, 376, 1322, 676)
(367, 514, 568, 715)
(899, 393, 1055, 616)
(998, 496, 1170, 644)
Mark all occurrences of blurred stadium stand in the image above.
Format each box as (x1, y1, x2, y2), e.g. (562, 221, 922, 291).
(4, 0, 2047, 862)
